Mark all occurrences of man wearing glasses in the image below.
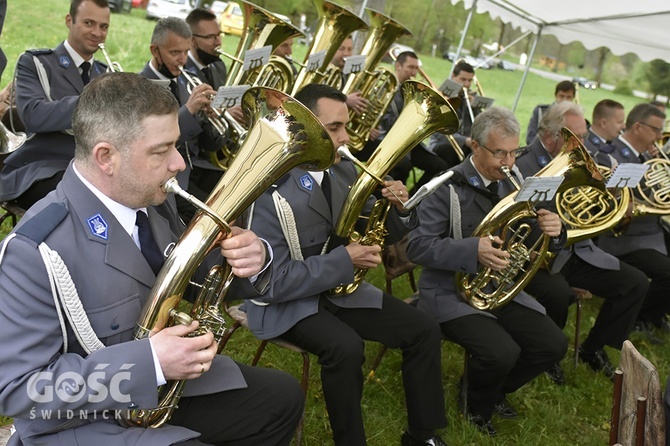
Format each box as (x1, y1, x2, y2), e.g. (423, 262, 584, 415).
(516, 102, 647, 383)
(407, 106, 567, 437)
(596, 103, 670, 341)
(185, 8, 227, 90)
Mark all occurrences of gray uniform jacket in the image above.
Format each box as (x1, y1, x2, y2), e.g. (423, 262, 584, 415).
(406, 158, 547, 324)
(0, 164, 269, 446)
(515, 138, 619, 273)
(245, 160, 417, 340)
(596, 136, 666, 256)
(139, 63, 211, 190)
(0, 43, 107, 201)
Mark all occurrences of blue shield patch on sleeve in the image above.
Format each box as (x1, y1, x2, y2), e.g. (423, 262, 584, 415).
(469, 176, 481, 188)
(59, 56, 71, 68)
(299, 174, 314, 191)
(87, 214, 108, 240)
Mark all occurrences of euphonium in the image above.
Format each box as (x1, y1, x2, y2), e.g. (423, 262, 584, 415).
(456, 128, 606, 310)
(97, 43, 123, 72)
(290, 0, 368, 95)
(331, 80, 459, 295)
(341, 9, 412, 151)
(224, 1, 304, 88)
(119, 86, 334, 428)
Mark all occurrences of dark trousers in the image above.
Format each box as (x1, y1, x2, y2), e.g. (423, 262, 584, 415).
(440, 303, 567, 419)
(410, 148, 450, 193)
(13, 171, 64, 210)
(526, 255, 648, 351)
(278, 294, 446, 446)
(170, 363, 304, 446)
(617, 249, 670, 326)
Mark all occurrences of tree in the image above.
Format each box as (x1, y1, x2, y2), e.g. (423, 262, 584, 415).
(646, 59, 670, 100)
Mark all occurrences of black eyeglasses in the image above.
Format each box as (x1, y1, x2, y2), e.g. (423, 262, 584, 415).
(639, 121, 663, 135)
(192, 31, 224, 41)
(479, 143, 524, 159)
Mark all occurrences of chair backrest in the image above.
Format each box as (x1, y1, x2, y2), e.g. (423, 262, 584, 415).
(610, 340, 665, 445)
(382, 234, 416, 281)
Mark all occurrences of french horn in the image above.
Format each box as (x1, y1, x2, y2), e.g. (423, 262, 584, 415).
(119, 86, 334, 428)
(456, 128, 606, 310)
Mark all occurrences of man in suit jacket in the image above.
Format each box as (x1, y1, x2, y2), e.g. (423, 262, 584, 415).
(516, 101, 647, 382)
(246, 84, 448, 446)
(583, 99, 626, 157)
(407, 106, 567, 436)
(525, 80, 575, 145)
(596, 103, 670, 337)
(0, 0, 111, 210)
(185, 8, 227, 89)
(139, 17, 221, 222)
(0, 72, 303, 446)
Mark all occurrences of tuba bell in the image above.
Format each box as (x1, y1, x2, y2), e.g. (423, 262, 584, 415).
(331, 80, 459, 295)
(456, 128, 606, 310)
(341, 9, 412, 151)
(119, 86, 334, 428)
(290, 0, 368, 95)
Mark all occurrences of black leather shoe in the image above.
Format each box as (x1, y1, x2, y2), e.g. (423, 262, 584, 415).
(578, 346, 615, 380)
(634, 321, 663, 345)
(493, 397, 518, 418)
(467, 414, 497, 436)
(400, 431, 448, 446)
(545, 362, 566, 386)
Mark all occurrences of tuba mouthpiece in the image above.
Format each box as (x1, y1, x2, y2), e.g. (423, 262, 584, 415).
(163, 178, 231, 234)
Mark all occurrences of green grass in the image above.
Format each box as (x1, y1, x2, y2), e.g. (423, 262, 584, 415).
(2, 2, 669, 445)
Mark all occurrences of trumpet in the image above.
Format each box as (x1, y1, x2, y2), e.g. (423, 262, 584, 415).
(179, 66, 247, 155)
(97, 43, 123, 72)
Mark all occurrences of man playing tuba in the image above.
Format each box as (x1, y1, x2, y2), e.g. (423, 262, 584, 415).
(0, 72, 304, 446)
(244, 84, 448, 446)
(407, 106, 567, 437)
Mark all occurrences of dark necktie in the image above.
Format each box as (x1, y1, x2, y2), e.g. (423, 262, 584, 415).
(321, 171, 332, 209)
(135, 211, 164, 275)
(638, 153, 646, 163)
(80, 61, 91, 86)
(201, 65, 214, 86)
(169, 79, 180, 101)
(487, 181, 500, 205)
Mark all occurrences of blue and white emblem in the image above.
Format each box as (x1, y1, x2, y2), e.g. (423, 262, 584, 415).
(469, 176, 481, 188)
(87, 214, 108, 240)
(299, 174, 314, 191)
(621, 147, 631, 158)
(538, 155, 549, 167)
(59, 56, 71, 68)
(590, 136, 600, 146)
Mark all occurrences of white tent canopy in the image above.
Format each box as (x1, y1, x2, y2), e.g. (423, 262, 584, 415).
(450, 0, 670, 62)
(448, 0, 670, 110)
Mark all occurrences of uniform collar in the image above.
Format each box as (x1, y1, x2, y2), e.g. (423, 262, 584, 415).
(63, 39, 94, 67)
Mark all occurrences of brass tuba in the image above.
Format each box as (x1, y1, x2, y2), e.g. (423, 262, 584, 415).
(331, 80, 459, 295)
(341, 9, 412, 151)
(456, 128, 606, 310)
(290, 0, 368, 95)
(119, 86, 334, 428)
(223, 1, 304, 89)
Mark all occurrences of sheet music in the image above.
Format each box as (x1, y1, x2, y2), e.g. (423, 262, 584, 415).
(471, 95, 495, 110)
(211, 85, 250, 109)
(243, 45, 271, 72)
(342, 55, 366, 75)
(605, 163, 650, 188)
(515, 176, 564, 203)
(306, 49, 327, 72)
(438, 78, 463, 98)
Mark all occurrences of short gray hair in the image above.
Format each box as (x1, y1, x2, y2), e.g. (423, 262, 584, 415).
(470, 106, 520, 146)
(73, 72, 178, 160)
(151, 17, 191, 45)
(538, 101, 584, 137)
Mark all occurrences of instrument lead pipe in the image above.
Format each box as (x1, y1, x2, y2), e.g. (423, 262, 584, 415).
(337, 146, 406, 204)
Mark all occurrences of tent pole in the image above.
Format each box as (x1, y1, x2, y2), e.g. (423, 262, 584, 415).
(450, 0, 478, 76)
(512, 26, 542, 112)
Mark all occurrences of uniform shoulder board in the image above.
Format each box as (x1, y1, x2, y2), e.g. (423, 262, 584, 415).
(273, 173, 291, 188)
(516, 147, 530, 158)
(15, 203, 69, 244)
(26, 48, 53, 56)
